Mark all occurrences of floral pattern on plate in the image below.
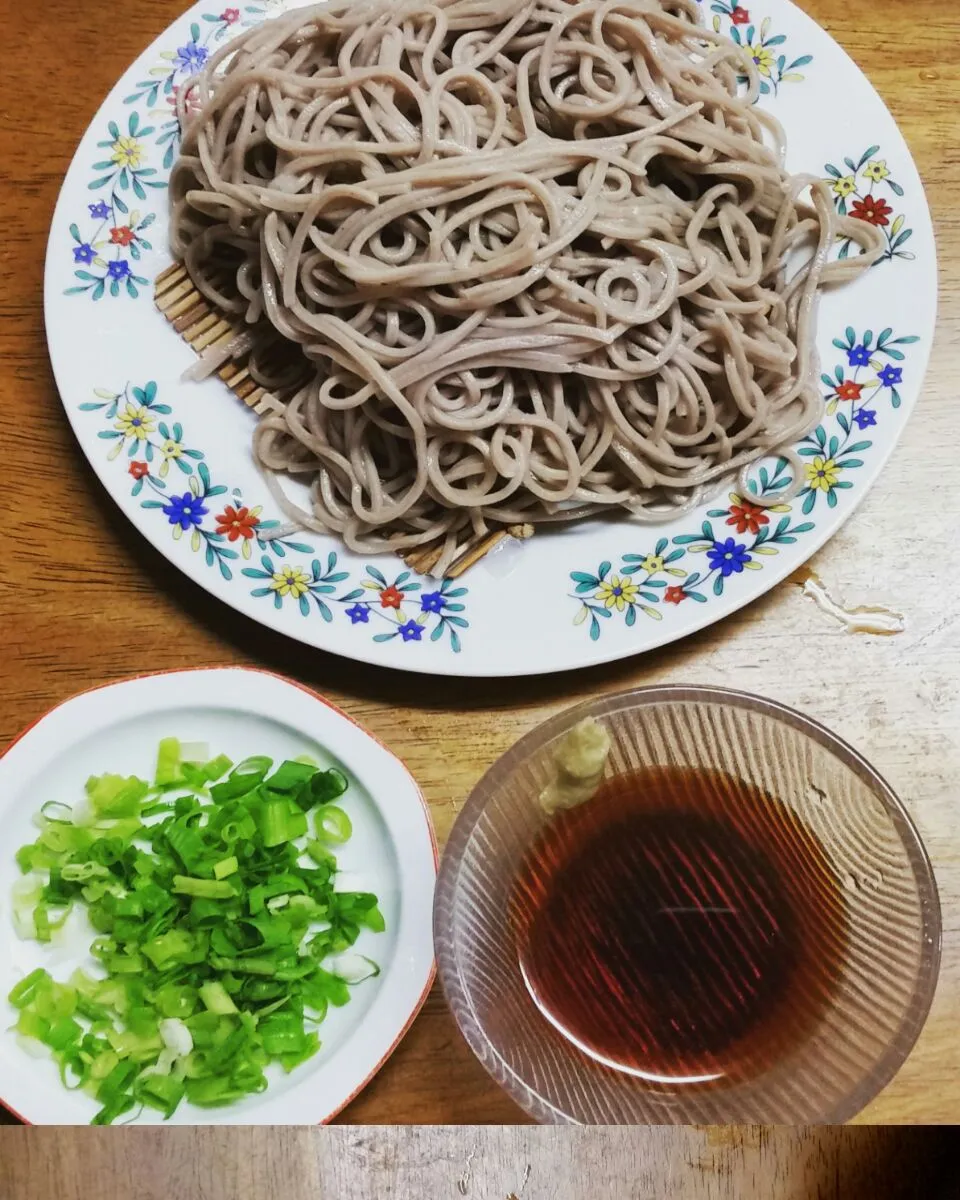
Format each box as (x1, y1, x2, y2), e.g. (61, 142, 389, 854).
(708, 5, 812, 94)
(65, 112, 166, 299)
(243, 560, 470, 652)
(825, 146, 915, 263)
(124, 13, 241, 168)
(569, 326, 917, 639)
(79, 381, 470, 651)
(64, 12, 239, 300)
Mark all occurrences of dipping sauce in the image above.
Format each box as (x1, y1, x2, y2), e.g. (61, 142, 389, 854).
(513, 765, 849, 1085)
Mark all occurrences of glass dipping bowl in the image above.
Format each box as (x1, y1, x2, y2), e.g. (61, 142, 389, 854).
(434, 686, 941, 1124)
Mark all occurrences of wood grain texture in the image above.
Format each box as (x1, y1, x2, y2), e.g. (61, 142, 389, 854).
(0, 1127, 957, 1199)
(1, 0, 958, 1125)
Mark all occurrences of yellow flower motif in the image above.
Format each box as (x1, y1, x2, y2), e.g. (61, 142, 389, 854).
(595, 574, 639, 612)
(863, 159, 890, 183)
(639, 555, 664, 574)
(158, 437, 183, 479)
(831, 175, 857, 198)
(111, 135, 144, 170)
(752, 47, 776, 76)
(114, 403, 155, 441)
(804, 456, 841, 492)
(270, 566, 310, 598)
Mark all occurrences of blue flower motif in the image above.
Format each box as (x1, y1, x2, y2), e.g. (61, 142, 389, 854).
(397, 620, 424, 642)
(853, 408, 877, 430)
(162, 492, 208, 530)
(175, 43, 209, 73)
(878, 364, 903, 388)
(346, 603, 370, 624)
(846, 344, 871, 367)
(420, 590, 445, 614)
(706, 538, 751, 577)
(88, 201, 111, 220)
(107, 260, 131, 281)
(73, 243, 96, 264)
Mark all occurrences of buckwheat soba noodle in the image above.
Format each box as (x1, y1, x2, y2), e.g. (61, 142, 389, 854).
(169, 0, 882, 575)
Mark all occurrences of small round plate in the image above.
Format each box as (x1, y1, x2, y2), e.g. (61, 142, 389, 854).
(44, 0, 936, 676)
(0, 668, 436, 1125)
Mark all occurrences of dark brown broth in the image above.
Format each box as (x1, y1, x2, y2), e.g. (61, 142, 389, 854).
(513, 765, 849, 1085)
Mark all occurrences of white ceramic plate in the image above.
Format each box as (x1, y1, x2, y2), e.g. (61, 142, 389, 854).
(0, 668, 437, 1125)
(44, 0, 936, 677)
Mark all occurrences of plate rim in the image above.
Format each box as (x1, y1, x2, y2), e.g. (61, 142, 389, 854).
(0, 665, 438, 1125)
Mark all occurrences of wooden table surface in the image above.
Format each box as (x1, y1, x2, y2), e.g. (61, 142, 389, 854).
(1, 0, 958, 1127)
(1, 1127, 959, 1199)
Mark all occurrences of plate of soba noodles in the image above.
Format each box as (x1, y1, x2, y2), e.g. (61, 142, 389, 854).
(44, 0, 936, 676)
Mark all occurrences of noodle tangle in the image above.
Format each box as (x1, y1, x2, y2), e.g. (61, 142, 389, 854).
(170, 0, 882, 574)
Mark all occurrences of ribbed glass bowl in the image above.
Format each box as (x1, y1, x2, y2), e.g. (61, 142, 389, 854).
(434, 686, 941, 1124)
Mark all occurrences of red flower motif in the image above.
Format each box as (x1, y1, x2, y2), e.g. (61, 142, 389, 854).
(731, 6, 750, 23)
(835, 381, 864, 401)
(214, 505, 259, 541)
(109, 226, 135, 246)
(850, 195, 893, 227)
(379, 585, 403, 609)
(129, 461, 149, 480)
(726, 502, 770, 536)
(221, 7, 240, 21)
(167, 83, 202, 117)
(664, 586, 687, 604)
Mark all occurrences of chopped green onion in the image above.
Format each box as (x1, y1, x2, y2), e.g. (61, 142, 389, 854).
(39, 824, 93, 856)
(158, 1018, 194, 1059)
(199, 981, 238, 1015)
(92, 1092, 135, 1126)
(85, 774, 148, 819)
(213, 856, 238, 880)
(314, 805, 352, 844)
(98, 1058, 138, 1100)
(264, 761, 317, 794)
(258, 798, 308, 848)
(7, 738, 382, 1124)
(40, 801, 74, 823)
(154, 985, 199, 1019)
(311, 768, 349, 805)
(361, 904, 386, 933)
(33, 903, 72, 943)
(154, 738, 183, 787)
(328, 953, 381, 984)
(61, 861, 110, 883)
(8, 969, 51, 1010)
(305, 840, 337, 868)
(202, 754, 233, 783)
(172, 876, 236, 900)
(142, 930, 200, 969)
(16, 844, 58, 873)
(209, 756, 273, 803)
(136, 1073, 185, 1119)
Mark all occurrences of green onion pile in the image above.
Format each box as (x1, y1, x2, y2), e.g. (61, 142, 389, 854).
(7, 738, 383, 1124)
